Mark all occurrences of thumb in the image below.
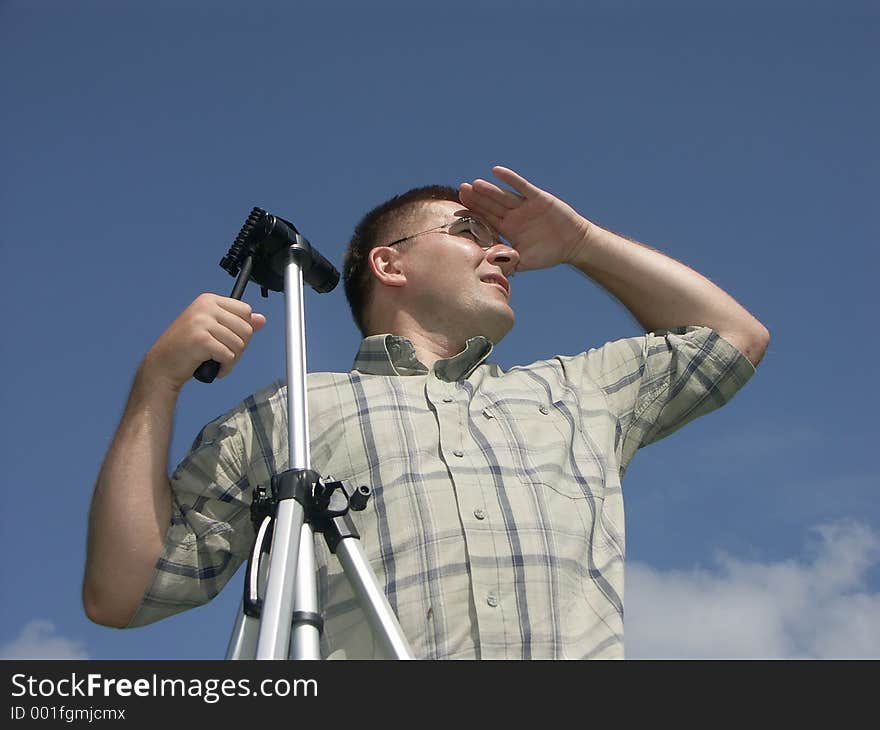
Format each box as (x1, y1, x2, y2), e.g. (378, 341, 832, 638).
(251, 312, 267, 331)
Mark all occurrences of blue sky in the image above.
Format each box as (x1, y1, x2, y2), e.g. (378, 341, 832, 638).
(1, 0, 877, 660)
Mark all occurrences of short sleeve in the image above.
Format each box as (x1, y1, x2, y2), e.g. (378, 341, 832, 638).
(127, 407, 256, 627)
(575, 326, 755, 475)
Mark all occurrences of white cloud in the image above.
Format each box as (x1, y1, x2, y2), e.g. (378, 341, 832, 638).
(624, 521, 880, 658)
(0, 621, 89, 660)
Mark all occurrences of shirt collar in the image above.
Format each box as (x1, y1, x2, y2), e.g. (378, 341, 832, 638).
(352, 334, 493, 381)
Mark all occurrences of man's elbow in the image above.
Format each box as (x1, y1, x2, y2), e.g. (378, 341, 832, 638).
(733, 322, 771, 367)
(716, 320, 770, 367)
(82, 581, 138, 629)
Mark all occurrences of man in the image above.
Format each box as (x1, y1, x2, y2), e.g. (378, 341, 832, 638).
(83, 166, 768, 659)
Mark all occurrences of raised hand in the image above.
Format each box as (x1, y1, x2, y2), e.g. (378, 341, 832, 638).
(459, 166, 593, 272)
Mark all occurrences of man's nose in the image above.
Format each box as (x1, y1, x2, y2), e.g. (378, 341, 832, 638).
(485, 244, 520, 276)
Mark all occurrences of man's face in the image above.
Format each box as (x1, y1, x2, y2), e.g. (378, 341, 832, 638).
(394, 200, 520, 345)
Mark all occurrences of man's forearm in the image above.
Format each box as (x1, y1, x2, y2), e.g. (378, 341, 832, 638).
(570, 224, 770, 366)
(83, 366, 177, 627)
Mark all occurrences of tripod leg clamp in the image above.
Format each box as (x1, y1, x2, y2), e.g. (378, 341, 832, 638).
(292, 611, 324, 633)
(272, 468, 321, 504)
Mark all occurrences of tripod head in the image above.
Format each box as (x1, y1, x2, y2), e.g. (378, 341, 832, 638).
(220, 208, 339, 297)
(194, 207, 339, 383)
(220, 207, 339, 296)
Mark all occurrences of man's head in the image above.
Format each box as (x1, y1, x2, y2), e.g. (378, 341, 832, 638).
(343, 186, 519, 347)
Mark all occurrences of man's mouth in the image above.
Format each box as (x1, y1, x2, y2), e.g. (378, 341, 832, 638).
(480, 273, 510, 297)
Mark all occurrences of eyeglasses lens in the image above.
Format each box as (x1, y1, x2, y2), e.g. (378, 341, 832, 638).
(451, 217, 498, 248)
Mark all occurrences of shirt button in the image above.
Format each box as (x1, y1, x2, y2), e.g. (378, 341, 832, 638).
(453, 450, 464, 458)
(442, 397, 453, 403)
(486, 593, 498, 607)
(539, 406, 549, 415)
(474, 508, 486, 520)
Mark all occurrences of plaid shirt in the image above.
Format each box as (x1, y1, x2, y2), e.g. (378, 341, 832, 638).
(131, 326, 754, 659)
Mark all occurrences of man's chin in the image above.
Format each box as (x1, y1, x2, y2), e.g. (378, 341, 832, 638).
(481, 309, 515, 345)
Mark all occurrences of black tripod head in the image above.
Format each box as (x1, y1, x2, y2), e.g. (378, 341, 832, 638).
(220, 207, 339, 296)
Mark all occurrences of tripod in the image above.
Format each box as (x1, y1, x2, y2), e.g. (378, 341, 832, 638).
(195, 209, 413, 660)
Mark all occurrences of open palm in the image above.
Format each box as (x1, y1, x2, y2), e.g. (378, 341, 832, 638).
(459, 166, 592, 272)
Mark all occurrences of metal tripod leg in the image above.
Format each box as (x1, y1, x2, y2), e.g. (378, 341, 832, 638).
(289, 523, 321, 659)
(335, 537, 412, 659)
(225, 524, 317, 660)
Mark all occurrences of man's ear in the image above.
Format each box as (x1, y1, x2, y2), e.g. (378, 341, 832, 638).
(368, 247, 407, 288)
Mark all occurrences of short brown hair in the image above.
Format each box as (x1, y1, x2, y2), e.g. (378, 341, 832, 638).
(343, 184, 460, 335)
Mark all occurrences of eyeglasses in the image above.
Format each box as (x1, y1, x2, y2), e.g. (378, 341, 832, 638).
(383, 215, 503, 249)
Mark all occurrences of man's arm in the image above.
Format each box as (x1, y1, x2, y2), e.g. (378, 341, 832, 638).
(83, 294, 265, 627)
(83, 371, 177, 627)
(459, 166, 769, 366)
(567, 227, 769, 365)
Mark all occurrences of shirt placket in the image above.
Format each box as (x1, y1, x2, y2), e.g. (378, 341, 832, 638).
(426, 370, 505, 658)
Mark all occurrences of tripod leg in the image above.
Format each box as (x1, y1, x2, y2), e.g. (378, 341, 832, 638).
(226, 601, 260, 659)
(335, 537, 414, 659)
(289, 523, 322, 659)
(254, 498, 306, 658)
(228, 525, 271, 659)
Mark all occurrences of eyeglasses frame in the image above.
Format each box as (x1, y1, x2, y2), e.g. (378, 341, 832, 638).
(382, 215, 503, 250)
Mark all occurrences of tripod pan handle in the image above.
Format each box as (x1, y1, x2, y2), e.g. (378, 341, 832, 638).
(193, 359, 221, 383)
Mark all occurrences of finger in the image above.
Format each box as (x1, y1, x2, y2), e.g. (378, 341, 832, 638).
(461, 181, 510, 219)
(215, 295, 254, 320)
(251, 312, 267, 331)
(194, 329, 237, 378)
(459, 184, 505, 223)
(471, 178, 523, 210)
(492, 166, 543, 197)
(207, 321, 246, 357)
(192, 292, 250, 320)
(210, 332, 243, 380)
(215, 306, 257, 344)
(458, 186, 504, 230)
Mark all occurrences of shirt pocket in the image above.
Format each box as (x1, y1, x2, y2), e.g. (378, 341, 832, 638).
(478, 392, 609, 501)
